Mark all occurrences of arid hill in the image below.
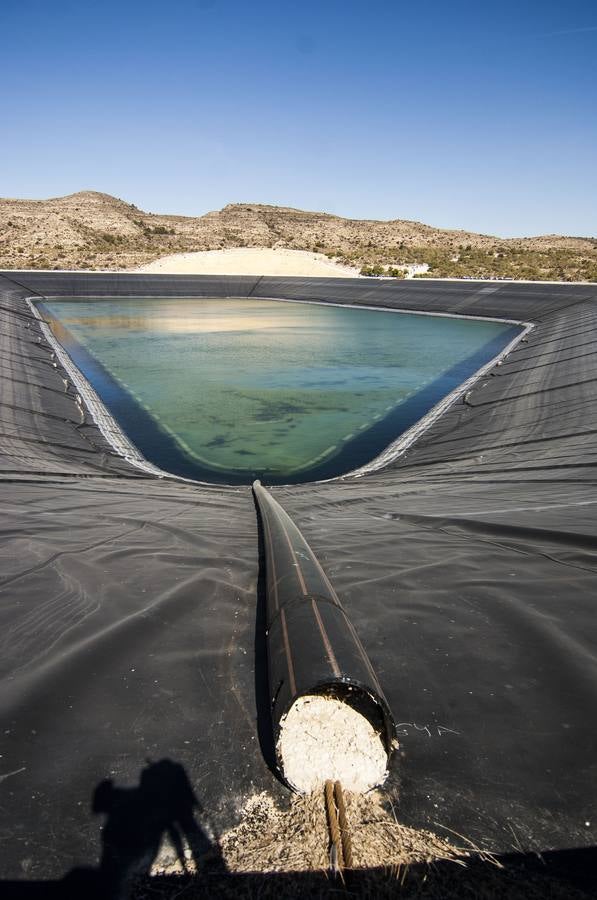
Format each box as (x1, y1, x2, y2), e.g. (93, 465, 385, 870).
(1, 190, 595, 280)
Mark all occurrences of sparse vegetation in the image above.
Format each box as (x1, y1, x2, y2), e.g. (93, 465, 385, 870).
(145, 225, 175, 236)
(0, 190, 595, 279)
(361, 265, 406, 278)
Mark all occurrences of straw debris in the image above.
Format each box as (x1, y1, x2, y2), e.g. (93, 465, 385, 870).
(151, 789, 461, 876)
(143, 790, 591, 898)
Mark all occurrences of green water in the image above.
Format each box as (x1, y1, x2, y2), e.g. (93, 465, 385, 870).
(41, 297, 520, 483)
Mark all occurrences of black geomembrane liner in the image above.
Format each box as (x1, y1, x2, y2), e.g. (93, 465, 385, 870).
(0, 271, 596, 885)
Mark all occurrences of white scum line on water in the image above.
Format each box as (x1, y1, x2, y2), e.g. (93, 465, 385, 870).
(26, 293, 534, 487)
(255, 296, 534, 483)
(258, 294, 532, 327)
(344, 318, 534, 480)
(27, 297, 211, 486)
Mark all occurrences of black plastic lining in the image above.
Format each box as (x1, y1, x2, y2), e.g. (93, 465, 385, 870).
(252, 479, 396, 783)
(2, 272, 597, 874)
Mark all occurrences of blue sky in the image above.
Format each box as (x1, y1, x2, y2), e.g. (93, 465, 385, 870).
(1, 0, 595, 236)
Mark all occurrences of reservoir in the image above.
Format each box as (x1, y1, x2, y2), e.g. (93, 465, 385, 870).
(40, 297, 521, 484)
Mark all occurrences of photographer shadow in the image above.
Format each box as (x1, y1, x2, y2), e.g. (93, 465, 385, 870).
(82, 757, 225, 898)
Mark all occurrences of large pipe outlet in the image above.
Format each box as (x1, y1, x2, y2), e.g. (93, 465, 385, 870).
(253, 480, 397, 793)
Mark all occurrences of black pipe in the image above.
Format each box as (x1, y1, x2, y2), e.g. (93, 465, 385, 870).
(252, 480, 397, 785)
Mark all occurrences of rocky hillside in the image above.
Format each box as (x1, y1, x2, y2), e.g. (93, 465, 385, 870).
(1, 191, 595, 281)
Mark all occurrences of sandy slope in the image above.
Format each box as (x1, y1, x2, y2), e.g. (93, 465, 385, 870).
(134, 247, 361, 277)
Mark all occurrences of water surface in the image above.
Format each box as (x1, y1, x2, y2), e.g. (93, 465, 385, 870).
(41, 297, 520, 484)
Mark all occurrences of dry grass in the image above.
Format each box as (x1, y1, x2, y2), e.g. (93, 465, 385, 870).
(225, 790, 463, 872)
(138, 789, 592, 898)
(150, 789, 463, 876)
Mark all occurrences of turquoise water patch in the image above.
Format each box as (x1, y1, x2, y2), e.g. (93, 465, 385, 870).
(40, 297, 521, 484)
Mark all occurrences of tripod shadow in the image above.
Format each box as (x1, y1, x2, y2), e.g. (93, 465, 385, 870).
(86, 758, 225, 898)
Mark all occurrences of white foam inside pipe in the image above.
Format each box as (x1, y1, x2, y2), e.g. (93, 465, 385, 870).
(277, 693, 388, 794)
